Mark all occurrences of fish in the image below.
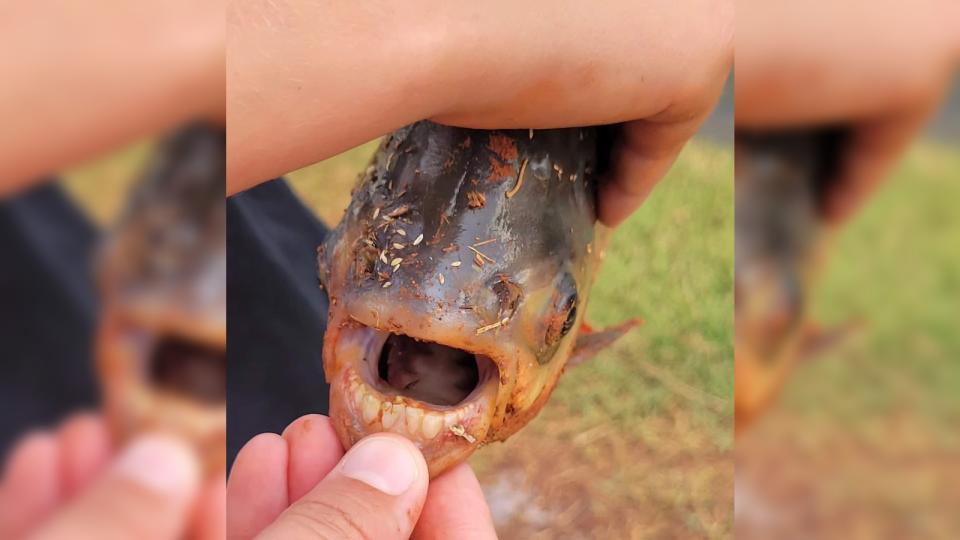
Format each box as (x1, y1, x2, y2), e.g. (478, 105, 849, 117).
(734, 128, 857, 433)
(96, 123, 226, 472)
(319, 121, 640, 477)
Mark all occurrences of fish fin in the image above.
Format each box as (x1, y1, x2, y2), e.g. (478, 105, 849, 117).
(798, 319, 863, 361)
(568, 318, 643, 367)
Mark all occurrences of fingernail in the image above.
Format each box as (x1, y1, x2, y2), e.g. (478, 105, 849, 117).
(340, 436, 420, 495)
(112, 435, 199, 497)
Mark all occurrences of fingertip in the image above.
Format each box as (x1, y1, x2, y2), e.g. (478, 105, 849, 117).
(414, 463, 496, 540)
(58, 412, 113, 497)
(338, 432, 429, 498)
(192, 471, 226, 540)
(2, 430, 57, 485)
(598, 181, 639, 228)
(282, 414, 344, 502)
(112, 434, 200, 499)
(0, 430, 61, 536)
(227, 433, 289, 538)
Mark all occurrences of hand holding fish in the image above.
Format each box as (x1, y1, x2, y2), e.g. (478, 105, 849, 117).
(227, 414, 496, 539)
(0, 414, 223, 540)
(737, 0, 958, 223)
(227, 0, 734, 226)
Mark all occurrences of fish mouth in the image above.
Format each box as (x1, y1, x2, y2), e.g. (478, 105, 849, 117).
(330, 324, 500, 475)
(98, 308, 227, 471)
(147, 334, 226, 406)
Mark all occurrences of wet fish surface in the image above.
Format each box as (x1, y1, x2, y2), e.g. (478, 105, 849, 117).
(319, 121, 638, 476)
(96, 123, 227, 472)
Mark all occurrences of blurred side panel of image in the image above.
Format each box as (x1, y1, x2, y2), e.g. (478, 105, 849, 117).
(735, 1, 959, 536)
(0, 1, 224, 537)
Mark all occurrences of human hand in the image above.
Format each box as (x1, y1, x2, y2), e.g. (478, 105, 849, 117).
(227, 0, 733, 226)
(736, 0, 959, 223)
(0, 413, 224, 539)
(227, 414, 497, 539)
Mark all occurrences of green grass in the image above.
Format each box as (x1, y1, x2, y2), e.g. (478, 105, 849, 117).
(564, 141, 733, 448)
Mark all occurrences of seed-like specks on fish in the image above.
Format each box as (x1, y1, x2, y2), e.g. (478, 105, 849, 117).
(467, 191, 486, 209)
(449, 424, 476, 443)
(413, 233, 424, 246)
(390, 257, 403, 267)
(468, 245, 495, 264)
(438, 273, 444, 284)
(379, 251, 388, 264)
(387, 205, 409, 218)
(382, 281, 392, 288)
(476, 317, 510, 335)
(397, 229, 406, 236)
(372, 207, 380, 220)
(506, 158, 528, 199)
(451, 261, 462, 268)
(393, 243, 405, 250)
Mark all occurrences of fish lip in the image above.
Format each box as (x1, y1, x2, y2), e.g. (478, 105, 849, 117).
(328, 324, 501, 474)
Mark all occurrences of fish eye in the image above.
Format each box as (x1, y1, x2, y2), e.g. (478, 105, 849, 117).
(543, 273, 579, 352)
(559, 293, 578, 338)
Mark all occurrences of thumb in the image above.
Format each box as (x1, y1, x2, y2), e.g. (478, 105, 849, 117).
(32, 434, 201, 540)
(260, 433, 429, 540)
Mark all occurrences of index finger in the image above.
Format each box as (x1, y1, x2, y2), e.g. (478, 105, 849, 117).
(412, 463, 497, 540)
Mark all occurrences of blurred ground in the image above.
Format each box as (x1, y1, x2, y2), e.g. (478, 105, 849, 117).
(287, 137, 735, 539)
(736, 141, 960, 539)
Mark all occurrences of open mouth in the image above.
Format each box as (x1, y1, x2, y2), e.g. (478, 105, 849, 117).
(335, 325, 500, 444)
(148, 335, 227, 406)
(378, 334, 481, 406)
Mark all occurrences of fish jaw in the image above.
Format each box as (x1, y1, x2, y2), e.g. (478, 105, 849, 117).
(97, 309, 226, 473)
(325, 322, 499, 477)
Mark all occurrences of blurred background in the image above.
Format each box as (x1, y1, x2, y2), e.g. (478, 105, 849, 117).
(0, 141, 153, 456)
(283, 79, 735, 539)
(735, 79, 960, 538)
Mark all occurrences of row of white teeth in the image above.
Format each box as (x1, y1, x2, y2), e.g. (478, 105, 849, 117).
(347, 373, 477, 441)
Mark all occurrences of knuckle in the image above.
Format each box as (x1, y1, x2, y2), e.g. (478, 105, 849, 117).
(285, 496, 378, 540)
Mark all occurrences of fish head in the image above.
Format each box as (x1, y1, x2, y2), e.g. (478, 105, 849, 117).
(96, 124, 226, 472)
(321, 122, 634, 476)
